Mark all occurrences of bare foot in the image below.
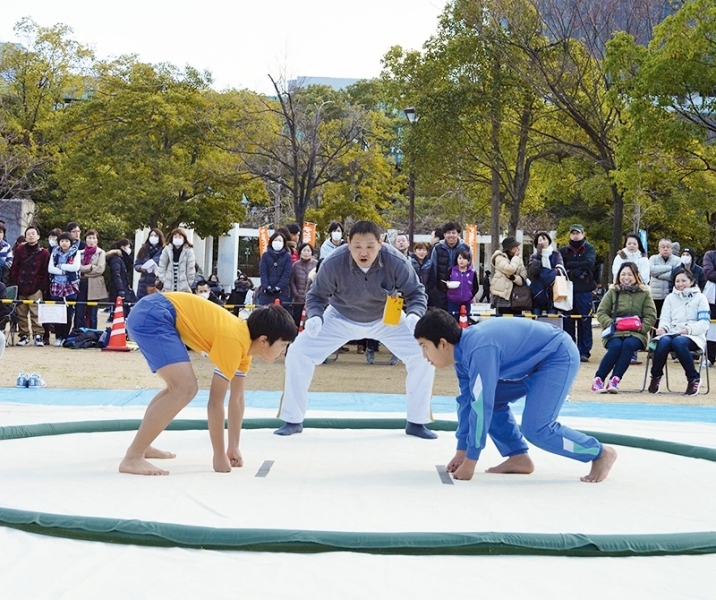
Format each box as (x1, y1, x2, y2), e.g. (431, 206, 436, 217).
(581, 445, 618, 483)
(213, 453, 232, 473)
(446, 450, 466, 473)
(452, 458, 477, 480)
(486, 453, 535, 474)
(227, 448, 243, 468)
(119, 456, 169, 476)
(145, 445, 176, 459)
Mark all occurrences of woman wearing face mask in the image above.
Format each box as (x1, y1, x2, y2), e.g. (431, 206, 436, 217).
(319, 221, 344, 260)
(75, 229, 108, 330)
(156, 228, 196, 293)
(669, 248, 705, 291)
(107, 238, 138, 320)
(42, 229, 63, 343)
(47, 232, 81, 346)
(289, 242, 317, 326)
(258, 231, 292, 306)
(134, 228, 166, 298)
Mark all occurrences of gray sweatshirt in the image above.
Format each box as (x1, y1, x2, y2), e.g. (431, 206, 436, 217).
(306, 243, 427, 323)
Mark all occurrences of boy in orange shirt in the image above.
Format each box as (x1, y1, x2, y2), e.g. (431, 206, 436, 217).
(120, 291, 297, 476)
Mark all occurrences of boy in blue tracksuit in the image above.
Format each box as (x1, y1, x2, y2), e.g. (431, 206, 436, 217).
(414, 309, 617, 482)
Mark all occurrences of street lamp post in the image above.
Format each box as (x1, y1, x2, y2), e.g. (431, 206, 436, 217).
(402, 107, 419, 247)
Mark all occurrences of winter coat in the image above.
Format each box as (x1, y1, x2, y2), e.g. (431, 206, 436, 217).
(156, 244, 196, 293)
(258, 247, 292, 305)
(446, 265, 478, 304)
(559, 240, 596, 293)
(431, 240, 472, 294)
(527, 248, 563, 310)
(79, 247, 108, 301)
(228, 278, 254, 307)
(9, 242, 50, 297)
(490, 250, 527, 301)
(410, 254, 436, 302)
(648, 253, 681, 300)
(319, 239, 343, 261)
(106, 249, 137, 304)
(654, 286, 711, 352)
(612, 248, 650, 284)
(595, 284, 657, 349)
(290, 257, 317, 303)
(48, 245, 81, 290)
(704, 250, 716, 307)
(134, 243, 163, 298)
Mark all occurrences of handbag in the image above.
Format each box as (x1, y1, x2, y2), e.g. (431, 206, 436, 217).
(601, 291, 620, 339)
(510, 284, 532, 311)
(615, 315, 642, 331)
(553, 266, 573, 311)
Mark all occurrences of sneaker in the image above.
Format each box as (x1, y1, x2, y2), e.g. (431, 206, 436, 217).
(16, 372, 29, 388)
(607, 376, 620, 393)
(580, 355, 589, 363)
(28, 373, 46, 388)
(684, 379, 701, 397)
(17, 335, 30, 346)
(648, 376, 661, 394)
(53, 338, 64, 347)
(366, 349, 375, 365)
(591, 377, 607, 393)
(389, 354, 400, 366)
(34, 335, 44, 347)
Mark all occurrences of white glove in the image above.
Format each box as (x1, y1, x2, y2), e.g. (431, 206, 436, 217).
(404, 313, 420, 333)
(304, 316, 323, 338)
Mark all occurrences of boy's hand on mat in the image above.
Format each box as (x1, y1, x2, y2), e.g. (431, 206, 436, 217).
(446, 450, 466, 473)
(304, 316, 322, 338)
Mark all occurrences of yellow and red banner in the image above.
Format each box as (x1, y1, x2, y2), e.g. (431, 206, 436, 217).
(302, 222, 316, 247)
(258, 225, 270, 256)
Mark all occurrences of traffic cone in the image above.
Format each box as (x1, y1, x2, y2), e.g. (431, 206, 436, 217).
(274, 298, 281, 305)
(102, 297, 131, 352)
(298, 306, 307, 332)
(458, 305, 469, 329)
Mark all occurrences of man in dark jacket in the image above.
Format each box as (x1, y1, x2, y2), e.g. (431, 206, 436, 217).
(559, 224, 596, 362)
(430, 221, 471, 310)
(8, 226, 49, 346)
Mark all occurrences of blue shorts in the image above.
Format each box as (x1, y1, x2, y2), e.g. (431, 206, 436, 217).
(126, 293, 190, 373)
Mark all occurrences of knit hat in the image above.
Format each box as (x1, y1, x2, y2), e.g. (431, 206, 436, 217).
(681, 247, 696, 259)
(501, 237, 520, 252)
(534, 231, 552, 246)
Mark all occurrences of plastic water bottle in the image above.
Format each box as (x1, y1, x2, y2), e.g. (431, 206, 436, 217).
(16, 372, 28, 388)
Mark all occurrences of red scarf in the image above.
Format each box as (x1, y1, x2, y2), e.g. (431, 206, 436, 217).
(82, 244, 98, 265)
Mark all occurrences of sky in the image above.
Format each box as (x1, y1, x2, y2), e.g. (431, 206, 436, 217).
(1, 0, 449, 95)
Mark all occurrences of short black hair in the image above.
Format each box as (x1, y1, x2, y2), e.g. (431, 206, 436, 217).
(285, 223, 300, 235)
(58, 232, 72, 242)
(413, 308, 462, 346)
(442, 221, 462, 234)
(456, 249, 471, 261)
(246, 304, 297, 344)
(327, 221, 343, 234)
(432, 226, 444, 240)
(348, 220, 382, 240)
(0, 223, 5, 235)
(66, 221, 80, 232)
(195, 279, 209, 289)
(298, 242, 314, 254)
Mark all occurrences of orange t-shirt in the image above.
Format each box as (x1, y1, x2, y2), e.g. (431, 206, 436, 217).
(164, 292, 252, 380)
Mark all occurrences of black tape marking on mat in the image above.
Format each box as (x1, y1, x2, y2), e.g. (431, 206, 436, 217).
(436, 465, 454, 485)
(255, 460, 274, 478)
(2, 418, 716, 556)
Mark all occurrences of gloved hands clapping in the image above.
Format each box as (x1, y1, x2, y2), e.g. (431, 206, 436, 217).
(304, 316, 323, 338)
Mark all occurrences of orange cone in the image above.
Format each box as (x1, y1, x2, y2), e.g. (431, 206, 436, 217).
(274, 298, 281, 305)
(102, 296, 131, 352)
(459, 305, 469, 329)
(298, 306, 307, 332)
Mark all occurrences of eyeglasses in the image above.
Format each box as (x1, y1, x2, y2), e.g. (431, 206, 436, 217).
(71, 229, 81, 233)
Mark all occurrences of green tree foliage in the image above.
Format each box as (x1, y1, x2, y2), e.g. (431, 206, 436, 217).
(48, 58, 259, 237)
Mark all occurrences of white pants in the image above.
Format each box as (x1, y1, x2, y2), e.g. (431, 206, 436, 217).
(279, 306, 435, 424)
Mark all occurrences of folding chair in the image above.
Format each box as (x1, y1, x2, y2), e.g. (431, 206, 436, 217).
(641, 347, 710, 394)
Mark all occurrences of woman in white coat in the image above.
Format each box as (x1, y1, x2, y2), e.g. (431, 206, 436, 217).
(647, 269, 710, 396)
(612, 233, 650, 285)
(156, 228, 195, 293)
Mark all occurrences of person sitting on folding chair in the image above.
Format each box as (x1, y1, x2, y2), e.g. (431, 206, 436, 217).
(647, 269, 710, 397)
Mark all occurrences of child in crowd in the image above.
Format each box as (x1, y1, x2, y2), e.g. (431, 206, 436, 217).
(446, 249, 478, 320)
(414, 308, 617, 483)
(120, 292, 297, 476)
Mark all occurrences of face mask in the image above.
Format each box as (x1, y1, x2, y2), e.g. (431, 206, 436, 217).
(172, 237, 184, 247)
(123, 247, 132, 255)
(149, 236, 159, 245)
(331, 231, 342, 242)
(272, 241, 284, 251)
(198, 291, 210, 299)
(682, 256, 692, 265)
(49, 240, 58, 247)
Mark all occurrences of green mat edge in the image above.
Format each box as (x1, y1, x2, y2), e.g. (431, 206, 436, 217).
(1, 417, 715, 557)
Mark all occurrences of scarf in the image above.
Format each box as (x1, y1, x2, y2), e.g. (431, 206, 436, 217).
(541, 247, 553, 269)
(82, 244, 98, 266)
(51, 244, 79, 285)
(617, 284, 641, 294)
